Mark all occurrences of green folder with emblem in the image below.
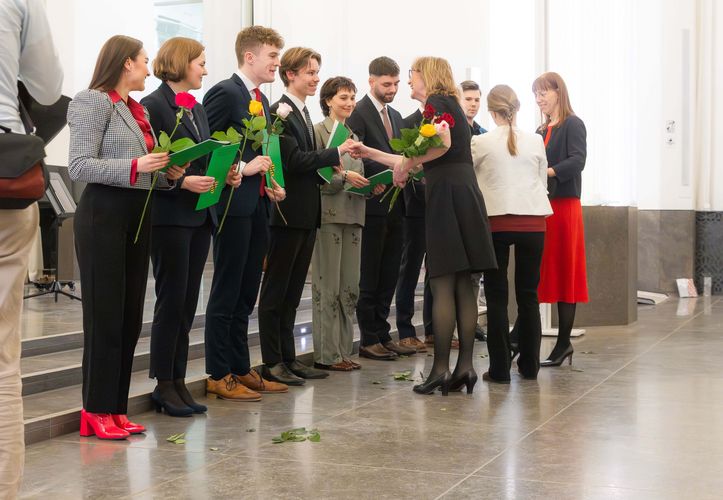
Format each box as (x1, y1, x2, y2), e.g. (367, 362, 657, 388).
(195, 143, 241, 210)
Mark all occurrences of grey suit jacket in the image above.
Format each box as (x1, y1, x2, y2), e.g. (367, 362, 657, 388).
(67, 89, 172, 190)
(314, 117, 365, 227)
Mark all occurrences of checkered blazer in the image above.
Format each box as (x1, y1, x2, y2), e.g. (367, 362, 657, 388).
(67, 89, 172, 190)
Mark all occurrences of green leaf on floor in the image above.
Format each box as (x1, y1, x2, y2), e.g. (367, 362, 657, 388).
(246, 428, 256, 432)
(479, 354, 488, 358)
(272, 427, 321, 444)
(571, 367, 584, 372)
(581, 351, 595, 354)
(391, 370, 414, 381)
(440, 408, 447, 411)
(209, 447, 220, 451)
(372, 380, 382, 384)
(166, 433, 186, 444)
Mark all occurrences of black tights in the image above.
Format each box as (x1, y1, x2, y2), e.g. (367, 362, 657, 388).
(428, 271, 478, 379)
(510, 302, 577, 359)
(548, 302, 576, 359)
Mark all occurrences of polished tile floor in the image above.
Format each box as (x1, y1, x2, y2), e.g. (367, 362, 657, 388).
(20, 296, 723, 499)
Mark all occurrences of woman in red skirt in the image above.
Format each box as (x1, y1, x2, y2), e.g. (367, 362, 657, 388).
(533, 72, 588, 367)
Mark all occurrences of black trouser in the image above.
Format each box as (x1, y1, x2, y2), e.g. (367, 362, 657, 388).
(74, 184, 151, 414)
(483, 232, 545, 379)
(395, 216, 427, 339)
(357, 214, 403, 346)
(258, 226, 316, 365)
(149, 220, 212, 380)
(204, 201, 268, 379)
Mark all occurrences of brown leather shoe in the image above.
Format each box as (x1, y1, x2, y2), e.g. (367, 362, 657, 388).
(383, 340, 416, 356)
(314, 361, 353, 371)
(233, 370, 288, 393)
(399, 337, 428, 353)
(206, 374, 261, 401)
(424, 334, 434, 346)
(342, 358, 362, 370)
(359, 343, 398, 360)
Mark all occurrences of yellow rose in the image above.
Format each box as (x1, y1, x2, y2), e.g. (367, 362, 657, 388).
(419, 123, 437, 138)
(248, 100, 264, 116)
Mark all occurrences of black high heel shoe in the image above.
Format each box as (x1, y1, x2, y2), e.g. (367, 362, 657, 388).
(151, 384, 193, 417)
(448, 369, 478, 394)
(540, 344, 574, 367)
(174, 378, 207, 413)
(413, 371, 452, 396)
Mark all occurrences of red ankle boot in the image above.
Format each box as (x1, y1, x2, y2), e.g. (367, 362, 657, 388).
(79, 409, 129, 439)
(111, 414, 146, 434)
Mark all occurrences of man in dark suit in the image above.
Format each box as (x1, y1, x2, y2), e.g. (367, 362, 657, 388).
(202, 26, 289, 401)
(394, 108, 431, 353)
(460, 80, 488, 342)
(257, 47, 356, 385)
(346, 57, 416, 360)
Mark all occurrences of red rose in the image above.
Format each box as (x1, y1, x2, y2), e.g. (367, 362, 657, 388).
(435, 112, 455, 128)
(175, 92, 197, 110)
(422, 104, 435, 120)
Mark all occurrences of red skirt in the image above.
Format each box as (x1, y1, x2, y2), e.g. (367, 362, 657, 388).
(538, 197, 589, 304)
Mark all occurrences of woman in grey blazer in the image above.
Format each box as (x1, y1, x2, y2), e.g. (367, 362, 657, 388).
(67, 35, 184, 439)
(311, 77, 372, 371)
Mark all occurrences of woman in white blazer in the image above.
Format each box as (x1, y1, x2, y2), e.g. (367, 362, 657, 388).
(471, 85, 552, 383)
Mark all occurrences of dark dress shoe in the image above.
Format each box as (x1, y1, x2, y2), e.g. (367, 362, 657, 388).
(382, 340, 416, 356)
(287, 360, 329, 379)
(475, 325, 486, 342)
(314, 361, 352, 371)
(413, 371, 452, 396)
(482, 371, 511, 384)
(359, 343, 398, 360)
(260, 363, 306, 386)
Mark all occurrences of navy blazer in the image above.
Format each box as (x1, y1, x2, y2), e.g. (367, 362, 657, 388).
(141, 82, 215, 227)
(537, 115, 586, 199)
(270, 94, 340, 229)
(203, 73, 270, 217)
(346, 95, 405, 217)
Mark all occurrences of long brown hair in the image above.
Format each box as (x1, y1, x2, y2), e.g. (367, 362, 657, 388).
(89, 35, 143, 91)
(487, 85, 520, 156)
(411, 56, 459, 98)
(532, 71, 575, 131)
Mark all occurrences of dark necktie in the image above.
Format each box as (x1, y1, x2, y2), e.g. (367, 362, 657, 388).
(302, 106, 314, 147)
(253, 87, 266, 196)
(381, 106, 393, 140)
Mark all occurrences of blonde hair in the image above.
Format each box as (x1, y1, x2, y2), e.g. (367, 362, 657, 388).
(532, 72, 575, 131)
(411, 56, 458, 98)
(153, 37, 204, 82)
(487, 85, 520, 156)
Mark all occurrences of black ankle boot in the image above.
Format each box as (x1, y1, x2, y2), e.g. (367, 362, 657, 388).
(151, 381, 193, 417)
(174, 378, 207, 413)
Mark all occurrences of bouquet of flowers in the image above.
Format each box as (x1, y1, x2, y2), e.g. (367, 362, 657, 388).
(134, 92, 197, 243)
(382, 103, 454, 210)
(213, 99, 292, 232)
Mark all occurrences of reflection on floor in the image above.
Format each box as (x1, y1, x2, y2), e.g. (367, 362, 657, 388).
(19, 296, 723, 499)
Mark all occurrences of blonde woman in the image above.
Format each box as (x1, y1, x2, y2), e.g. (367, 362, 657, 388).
(352, 57, 496, 395)
(471, 85, 552, 383)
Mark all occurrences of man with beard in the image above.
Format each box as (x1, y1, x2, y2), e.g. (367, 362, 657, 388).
(347, 57, 416, 360)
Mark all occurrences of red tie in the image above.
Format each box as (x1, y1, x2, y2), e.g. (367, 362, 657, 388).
(253, 88, 266, 197)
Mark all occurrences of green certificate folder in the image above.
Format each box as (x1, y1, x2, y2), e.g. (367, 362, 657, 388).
(345, 169, 393, 195)
(317, 121, 350, 183)
(163, 139, 229, 171)
(262, 130, 285, 188)
(195, 143, 240, 210)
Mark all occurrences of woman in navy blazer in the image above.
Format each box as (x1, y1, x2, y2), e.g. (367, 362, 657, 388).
(141, 37, 241, 416)
(68, 35, 184, 439)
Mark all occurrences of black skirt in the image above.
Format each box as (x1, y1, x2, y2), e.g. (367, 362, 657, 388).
(424, 163, 497, 278)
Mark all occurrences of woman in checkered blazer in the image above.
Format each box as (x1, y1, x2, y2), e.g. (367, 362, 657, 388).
(67, 35, 184, 440)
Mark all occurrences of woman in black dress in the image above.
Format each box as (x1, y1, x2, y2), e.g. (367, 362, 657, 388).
(353, 56, 496, 395)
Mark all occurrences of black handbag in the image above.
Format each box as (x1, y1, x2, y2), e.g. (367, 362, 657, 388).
(0, 98, 48, 209)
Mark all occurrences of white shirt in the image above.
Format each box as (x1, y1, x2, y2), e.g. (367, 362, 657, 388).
(471, 125, 552, 217)
(283, 91, 311, 126)
(235, 69, 259, 98)
(0, 0, 62, 133)
(368, 92, 390, 121)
